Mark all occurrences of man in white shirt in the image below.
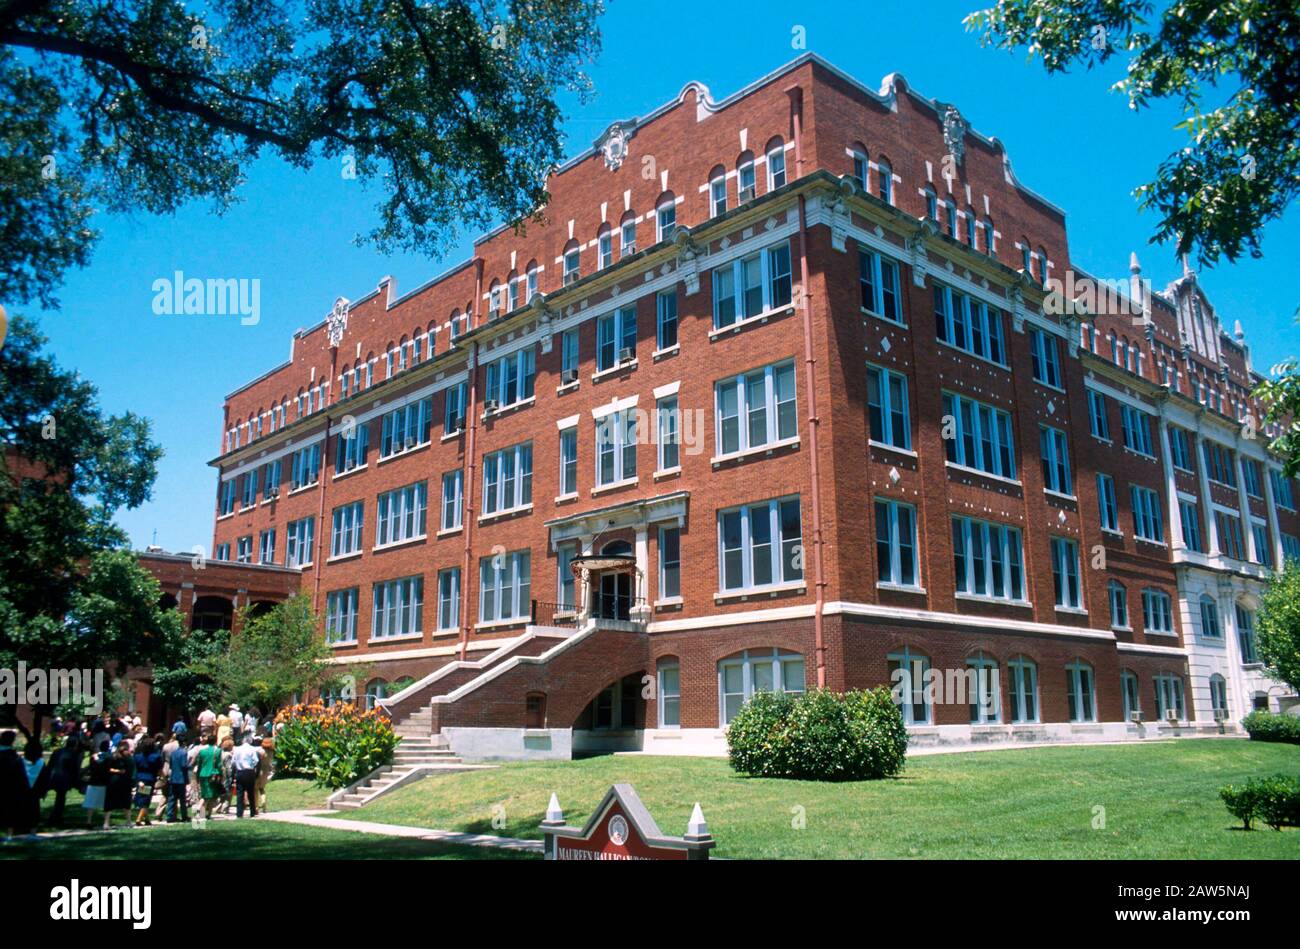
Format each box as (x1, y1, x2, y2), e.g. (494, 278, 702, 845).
(231, 737, 263, 818)
(228, 704, 244, 737)
(197, 707, 216, 737)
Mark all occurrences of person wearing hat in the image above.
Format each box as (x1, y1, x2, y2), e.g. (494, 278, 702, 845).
(228, 704, 244, 737)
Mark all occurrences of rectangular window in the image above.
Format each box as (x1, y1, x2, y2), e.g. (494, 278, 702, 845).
(240, 469, 258, 509)
(334, 423, 369, 474)
(479, 550, 531, 623)
(1216, 510, 1246, 560)
(285, 517, 314, 568)
(659, 526, 681, 600)
(866, 366, 911, 450)
(951, 515, 1024, 602)
(656, 203, 676, 243)
(1168, 426, 1193, 471)
(563, 248, 580, 285)
(440, 470, 463, 532)
(219, 479, 236, 516)
(715, 360, 798, 456)
(1119, 404, 1155, 456)
(560, 329, 579, 385)
(1202, 441, 1237, 486)
(1286, 533, 1300, 563)
(1237, 605, 1257, 662)
(1179, 501, 1203, 552)
(444, 382, 466, 434)
(659, 663, 681, 727)
(767, 148, 786, 189)
(482, 443, 533, 514)
(1109, 582, 1128, 628)
(372, 575, 423, 638)
(875, 499, 918, 587)
(290, 443, 321, 490)
(484, 347, 536, 410)
(738, 162, 756, 203)
(379, 397, 432, 457)
(711, 241, 792, 329)
(1142, 588, 1173, 634)
(1270, 470, 1296, 509)
(235, 536, 253, 563)
(620, 220, 636, 257)
(595, 409, 637, 487)
(858, 248, 903, 324)
(325, 589, 359, 644)
(1098, 474, 1119, 532)
(1086, 390, 1110, 440)
(1050, 537, 1081, 609)
(559, 427, 578, 496)
(1029, 329, 1062, 388)
(657, 396, 680, 472)
(598, 231, 612, 270)
(1252, 521, 1272, 567)
(1039, 426, 1072, 495)
(376, 481, 428, 547)
(710, 177, 727, 217)
(933, 284, 1007, 365)
(1067, 664, 1096, 723)
(330, 501, 364, 558)
(1130, 485, 1163, 543)
(656, 290, 678, 351)
(258, 529, 276, 565)
(557, 543, 577, 611)
(596, 305, 637, 372)
(718, 497, 803, 592)
(437, 568, 460, 632)
(215, 543, 230, 562)
(941, 392, 1016, 479)
(1242, 459, 1262, 498)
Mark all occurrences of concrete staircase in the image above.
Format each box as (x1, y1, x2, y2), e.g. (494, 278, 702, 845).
(326, 736, 489, 810)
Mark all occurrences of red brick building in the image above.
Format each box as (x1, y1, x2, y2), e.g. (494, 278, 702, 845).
(209, 55, 1300, 758)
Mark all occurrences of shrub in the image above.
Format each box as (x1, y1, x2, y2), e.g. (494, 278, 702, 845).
(1241, 710, 1300, 744)
(727, 687, 908, 781)
(273, 701, 399, 789)
(1219, 774, 1300, 830)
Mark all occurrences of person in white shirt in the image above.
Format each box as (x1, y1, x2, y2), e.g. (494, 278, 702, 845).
(228, 705, 244, 736)
(197, 707, 216, 737)
(231, 737, 263, 818)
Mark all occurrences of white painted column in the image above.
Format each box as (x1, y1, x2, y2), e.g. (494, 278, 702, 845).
(1194, 428, 1220, 555)
(1232, 440, 1258, 563)
(634, 527, 649, 620)
(1157, 416, 1185, 549)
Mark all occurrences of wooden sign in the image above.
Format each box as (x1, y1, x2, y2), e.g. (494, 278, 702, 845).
(541, 783, 714, 861)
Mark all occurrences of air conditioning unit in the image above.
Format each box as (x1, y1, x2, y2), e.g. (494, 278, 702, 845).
(1213, 708, 1230, 722)
(1128, 710, 1143, 723)
(561, 368, 578, 385)
(267, 487, 279, 500)
(1164, 709, 1180, 723)
(618, 347, 635, 364)
(739, 185, 756, 204)
(403, 435, 415, 449)
(484, 399, 500, 413)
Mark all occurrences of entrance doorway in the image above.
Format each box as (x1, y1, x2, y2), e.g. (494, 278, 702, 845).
(593, 541, 633, 620)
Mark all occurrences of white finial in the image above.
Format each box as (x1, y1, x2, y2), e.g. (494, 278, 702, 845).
(687, 802, 709, 838)
(1233, 319, 1244, 341)
(1129, 251, 1141, 275)
(545, 793, 563, 823)
(1181, 253, 1193, 279)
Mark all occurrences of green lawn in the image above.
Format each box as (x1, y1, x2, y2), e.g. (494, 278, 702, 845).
(321, 739, 1300, 859)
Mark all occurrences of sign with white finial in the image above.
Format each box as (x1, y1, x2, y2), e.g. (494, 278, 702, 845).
(541, 783, 714, 861)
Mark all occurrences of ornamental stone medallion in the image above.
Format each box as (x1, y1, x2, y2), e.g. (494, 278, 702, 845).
(597, 121, 633, 172)
(326, 296, 350, 348)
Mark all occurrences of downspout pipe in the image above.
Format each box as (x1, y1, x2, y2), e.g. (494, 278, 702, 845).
(787, 84, 828, 689)
(459, 260, 485, 661)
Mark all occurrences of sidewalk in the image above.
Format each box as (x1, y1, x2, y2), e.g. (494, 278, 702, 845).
(258, 809, 544, 853)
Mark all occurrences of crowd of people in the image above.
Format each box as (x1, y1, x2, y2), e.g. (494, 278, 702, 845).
(0, 703, 277, 841)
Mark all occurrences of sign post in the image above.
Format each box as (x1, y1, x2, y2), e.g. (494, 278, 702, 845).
(541, 783, 714, 861)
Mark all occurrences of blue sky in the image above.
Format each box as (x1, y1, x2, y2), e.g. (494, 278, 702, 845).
(27, 0, 1300, 553)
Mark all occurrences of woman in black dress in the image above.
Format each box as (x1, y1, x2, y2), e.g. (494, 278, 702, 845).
(132, 736, 163, 826)
(103, 742, 135, 830)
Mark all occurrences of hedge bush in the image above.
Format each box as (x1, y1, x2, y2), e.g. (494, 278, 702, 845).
(726, 687, 908, 781)
(1241, 710, 1300, 744)
(273, 701, 399, 789)
(1220, 774, 1300, 830)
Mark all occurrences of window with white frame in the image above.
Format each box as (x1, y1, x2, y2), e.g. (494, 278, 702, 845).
(1285, 532, 1300, 563)
(559, 427, 578, 496)
(556, 544, 577, 612)
(1008, 656, 1038, 723)
(440, 470, 463, 531)
(718, 497, 803, 592)
(330, 501, 363, 558)
(944, 200, 957, 238)
(1039, 425, 1072, 495)
(479, 549, 530, 623)
(240, 469, 258, 509)
(878, 162, 893, 204)
(620, 219, 636, 257)
(437, 567, 460, 632)
(1131, 485, 1163, 542)
(656, 202, 676, 243)
(1121, 669, 1141, 720)
(659, 526, 681, 600)
(1029, 329, 1062, 388)
(595, 408, 637, 487)
(597, 305, 637, 371)
(380, 397, 432, 457)
(1199, 595, 1221, 638)
(485, 347, 536, 410)
(1086, 390, 1110, 440)
(219, 479, 236, 516)
(941, 392, 1016, 479)
(1180, 501, 1203, 552)
(711, 241, 793, 329)
(1270, 470, 1295, 509)
(335, 423, 369, 474)
(1216, 510, 1246, 560)
(933, 284, 1007, 365)
(1167, 426, 1192, 470)
(1051, 536, 1081, 609)
(1154, 673, 1185, 720)
(1202, 441, 1236, 486)
(851, 150, 868, 190)
(718, 648, 804, 724)
(1143, 588, 1173, 634)
(285, 517, 314, 568)
(658, 661, 681, 727)
(598, 230, 612, 270)
(767, 146, 787, 189)
(290, 443, 321, 490)
(715, 360, 797, 457)
(372, 575, 423, 638)
(236, 535, 253, 563)
(560, 329, 579, 385)
(967, 651, 1000, 724)
(444, 382, 466, 434)
(215, 543, 230, 562)
(874, 498, 918, 588)
(482, 442, 533, 515)
(887, 647, 931, 725)
(325, 589, 359, 644)
(858, 248, 902, 323)
(867, 365, 910, 450)
(657, 396, 679, 471)
(1098, 473, 1119, 532)
(1119, 404, 1154, 456)
(376, 481, 427, 547)
(1209, 674, 1229, 718)
(258, 528, 275, 565)
(1242, 458, 1262, 498)
(738, 161, 756, 203)
(1109, 580, 1129, 628)
(1251, 521, 1271, 567)
(656, 290, 677, 350)
(924, 187, 938, 221)
(1066, 660, 1096, 722)
(952, 515, 1024, 601)
(563, 247, 580, 285)
(710, 175, 727, 217)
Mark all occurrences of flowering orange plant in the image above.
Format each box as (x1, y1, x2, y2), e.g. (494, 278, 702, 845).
(274, 700, 398, 788)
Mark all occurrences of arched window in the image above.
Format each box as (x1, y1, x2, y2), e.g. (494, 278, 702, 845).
(596, 225, 612, 270)
(982, 216, 994, 254)
(1037, 246, 1049, 287)
(506, 270, 520, 312)
(1108, 580, 1129, 629)
(618, 211, 637, 258)
(655, 192, 677, 243)
(944, 199, 957, 238)
(708, 164, 728, 217)
(488, 279, 504, 318)
(966, 650, 1000, 724)
(1154, 672, 1185, 721)
(765, 137, 787, 190)
(1200, 595, 1221, 638)
(1120, 669, 1141, 720)
(365, 679, 389, 710)
(339, 364, 351, 400)
(657, 657, 681, 728)
(1208, 674, 1229, 720)
(1021, 242, 1032, 275)
(737, 150, 756, 203)
(887, 646, 931, 725)
(1065, 659, 1096, 722)
(718, 648, 805, 724)
(525, 261, 539, 302)
(964, 206, 976, 246)
(924, 186, 938, 221)
(562, 239, 581, 285)
(876, 157, 893, 205)
(1007, 656, 1038, 723)
(850, 143, 869, 191)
